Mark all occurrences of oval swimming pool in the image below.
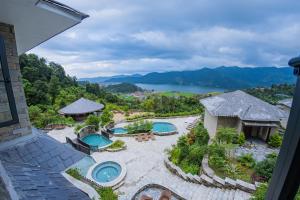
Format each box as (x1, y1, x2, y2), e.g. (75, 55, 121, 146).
(152, 122, 177, 134)
(111, 127, 128, 134)
(92, 161, 121, 183)
(81, 134, 112, 149)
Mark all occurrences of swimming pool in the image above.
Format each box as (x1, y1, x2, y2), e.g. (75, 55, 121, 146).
(152, 122, 177, 134)
(92, 161, 122, 183)
(111, 127, 128, 134)
(80, 134, 112, 149)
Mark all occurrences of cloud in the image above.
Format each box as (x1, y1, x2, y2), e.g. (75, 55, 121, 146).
(29, 0, 300, 78)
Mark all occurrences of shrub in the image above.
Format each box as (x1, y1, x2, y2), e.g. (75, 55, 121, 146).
(85, 115, 101, 130)
(75, 124, 84, 133)
(193, 122, 210, 145)
(125, 120, 153, 134)
(237, 133, 246, 145)
(109, 140, 125, 149)
(216, 127, 238, 144)
(95, 187, 118, 200)
(179, 158, 200, 175)
(187, 145, 207, 165)
(251, 183, 268, 200)
(208, 143, 226, 158)
(169, 146, 181, 165)
(101, 109, 113, 126)
(66, 168, 81, 180)
(255, 153, 277, 181)
(268, 133, 282, 148)
(209, 155, 227, 170)
(237, 153, 256, 168)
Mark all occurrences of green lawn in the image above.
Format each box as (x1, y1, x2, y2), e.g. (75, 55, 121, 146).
(158, 91, 196, 97)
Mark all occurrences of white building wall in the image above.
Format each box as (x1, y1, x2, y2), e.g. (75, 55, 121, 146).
(203, 109, 218, 139)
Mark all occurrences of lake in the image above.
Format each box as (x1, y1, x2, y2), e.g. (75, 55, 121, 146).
(135, 83, 225, 94)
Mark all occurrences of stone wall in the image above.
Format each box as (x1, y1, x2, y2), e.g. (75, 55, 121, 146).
(0, 22, 31, 142)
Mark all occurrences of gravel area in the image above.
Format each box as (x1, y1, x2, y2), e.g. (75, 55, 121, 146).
(234, 139, 279, 162)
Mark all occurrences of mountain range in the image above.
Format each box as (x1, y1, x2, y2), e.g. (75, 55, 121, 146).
(79, 67, 296, 89)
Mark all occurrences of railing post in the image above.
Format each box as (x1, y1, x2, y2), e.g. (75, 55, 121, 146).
(266, 56, 300, 199)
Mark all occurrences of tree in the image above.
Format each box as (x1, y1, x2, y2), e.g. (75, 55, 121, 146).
(48, 76, 60, 103)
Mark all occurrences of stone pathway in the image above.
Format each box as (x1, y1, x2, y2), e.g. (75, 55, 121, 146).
(234, 139, 279, 162)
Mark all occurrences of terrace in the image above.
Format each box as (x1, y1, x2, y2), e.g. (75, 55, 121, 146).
(0, 0, 299, 199)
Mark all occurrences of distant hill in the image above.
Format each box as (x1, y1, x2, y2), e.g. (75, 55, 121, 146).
(79, 74, 142, 83)
(104, 83, 143, 93)
(104, 67, 296, 89)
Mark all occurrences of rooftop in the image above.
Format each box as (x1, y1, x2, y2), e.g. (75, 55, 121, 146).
(200, 90, 284, 122)
(59, 97, 104, 115)
(278, 98, 293, 108)
(0, 129, 89, 199)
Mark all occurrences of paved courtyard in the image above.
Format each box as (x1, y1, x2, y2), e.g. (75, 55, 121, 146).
(47, 116, 251, 200)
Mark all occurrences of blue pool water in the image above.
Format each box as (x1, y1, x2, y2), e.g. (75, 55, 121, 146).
(112, 127, 128, 134)
(81, 134, 112, 149)
(70, 156, 96, 177)
(92, 161, 121, 183)
(152, 122, 176, 133)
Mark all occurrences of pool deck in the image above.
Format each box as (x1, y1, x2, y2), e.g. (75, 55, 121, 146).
(47, 116, 251, 200)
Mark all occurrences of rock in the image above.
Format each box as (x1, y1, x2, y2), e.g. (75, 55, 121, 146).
(236, 179, 256, 193)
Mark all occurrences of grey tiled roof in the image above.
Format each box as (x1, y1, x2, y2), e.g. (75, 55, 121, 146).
(2, 161, 89, 200)
(0, 131, 85, 172)
(0, 129, 90, 200)
(59, 97, 104, 115)
(278, 98, 293, 108)
(200, 90, 284, 122)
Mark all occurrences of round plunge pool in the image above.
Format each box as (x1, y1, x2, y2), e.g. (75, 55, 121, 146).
(152, 122, 177, 135)
(89, 161, 127, 187)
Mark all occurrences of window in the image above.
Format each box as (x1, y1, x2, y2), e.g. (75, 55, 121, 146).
(0, 35, 18, 127)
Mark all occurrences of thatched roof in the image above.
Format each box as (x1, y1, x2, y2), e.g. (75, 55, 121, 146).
(200, 90, 284, 122)
(59, 98, 104, 115)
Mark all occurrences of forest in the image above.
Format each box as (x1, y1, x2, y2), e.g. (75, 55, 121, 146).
(21, 54, 203, 128)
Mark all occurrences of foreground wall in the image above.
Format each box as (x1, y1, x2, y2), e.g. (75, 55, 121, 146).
(0, 22, 31, 142)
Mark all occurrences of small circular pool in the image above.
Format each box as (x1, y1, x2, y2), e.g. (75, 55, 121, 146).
(111, 127, 128, 134)
(80, 134, 112, 149)
(152, 122, 177, 134)
(92, 161, 121, 183)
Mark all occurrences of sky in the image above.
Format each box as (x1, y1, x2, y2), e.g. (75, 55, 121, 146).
(30, 0, 300, 78)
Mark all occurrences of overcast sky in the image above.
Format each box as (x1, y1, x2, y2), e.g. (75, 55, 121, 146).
(30, 0, 300, 78)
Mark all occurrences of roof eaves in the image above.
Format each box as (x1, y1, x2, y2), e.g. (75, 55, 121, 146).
(36, 0, 89, 20)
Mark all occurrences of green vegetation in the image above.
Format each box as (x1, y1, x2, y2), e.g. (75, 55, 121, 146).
(100, 108, 114, 126)
(95, 187, 118, 200)
(66, 167, 117, 200)
(104, 83, 143, 93)
(157, 91, 195, 98)
(245, 84, 294, 105)
(66, 168, 81, 180)
(208, 128, 254, 182)
(237, 154, 256, 168)
(237, 133, 246, 145)
(85, 115, 101, 130)
(251, 183, 269, 200)
(125, 120, 153, 134)
(254, 153, 278, 181)
(216, 127, 238, 144)
(251, 183, 300, 200)
(168, 123, 209, 174)
(268, 133, 282, 148)
(109, 140, 125, 149)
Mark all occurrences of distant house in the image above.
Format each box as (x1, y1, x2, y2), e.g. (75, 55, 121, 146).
(200, 90, 284, 141)
(59, 98, 104, 121)
(277, 98, 293, 129)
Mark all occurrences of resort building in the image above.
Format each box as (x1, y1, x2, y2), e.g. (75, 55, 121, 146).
(277, 98, 293, 129)
(0, 0, 90, 199)
(200, 90, 284, 141)
(59, 98, 104, 121)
